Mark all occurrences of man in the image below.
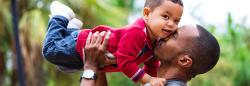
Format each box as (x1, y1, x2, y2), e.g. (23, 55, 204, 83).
(80, 24, 220, 86)
(153, 24, 220, 85)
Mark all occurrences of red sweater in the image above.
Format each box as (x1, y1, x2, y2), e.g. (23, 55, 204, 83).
(76, 18, 160, 82)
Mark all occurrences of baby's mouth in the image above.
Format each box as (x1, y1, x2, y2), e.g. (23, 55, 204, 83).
(162, 29, 172, 37)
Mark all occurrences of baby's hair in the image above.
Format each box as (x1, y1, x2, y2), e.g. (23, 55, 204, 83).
(144, 0, 183, 10)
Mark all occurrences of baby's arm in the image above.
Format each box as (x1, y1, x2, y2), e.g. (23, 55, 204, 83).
(143, 57, 160, 77)
(115, 29, 149, 82)
(115, 28, 165, 85)
(140, 58, 166, 86)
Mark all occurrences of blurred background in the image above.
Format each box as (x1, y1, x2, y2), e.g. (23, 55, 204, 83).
(0, 0, 250, 86)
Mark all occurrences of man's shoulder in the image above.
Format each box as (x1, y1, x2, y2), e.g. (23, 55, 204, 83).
(165, 80, 187, 86)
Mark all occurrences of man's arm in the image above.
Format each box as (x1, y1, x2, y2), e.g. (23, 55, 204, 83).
(80, 31, 112, 86)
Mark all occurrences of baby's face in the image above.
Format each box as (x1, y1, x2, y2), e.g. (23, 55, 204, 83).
(144, 0, 183, 40)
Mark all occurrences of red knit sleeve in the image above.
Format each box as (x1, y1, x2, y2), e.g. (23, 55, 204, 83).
(143, 57, 160, 77)
(76, 26, 111, 61)
(115, 28, 146, 82)
(76, 29, 91, 61)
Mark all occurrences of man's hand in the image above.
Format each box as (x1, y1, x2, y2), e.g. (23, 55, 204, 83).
(83, 31, 115, 68)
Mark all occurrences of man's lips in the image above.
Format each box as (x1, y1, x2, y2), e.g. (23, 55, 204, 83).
(156, 38, 165, 47)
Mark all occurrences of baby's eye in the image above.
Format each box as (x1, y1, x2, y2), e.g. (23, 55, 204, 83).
(162, 15, 169, 20)
(174, 19, 180, 24)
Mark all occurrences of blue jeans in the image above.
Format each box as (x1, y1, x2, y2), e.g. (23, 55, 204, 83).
(42, 16, 83, 69)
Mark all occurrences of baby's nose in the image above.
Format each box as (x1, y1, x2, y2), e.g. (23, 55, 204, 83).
(166, 20, 175, 28)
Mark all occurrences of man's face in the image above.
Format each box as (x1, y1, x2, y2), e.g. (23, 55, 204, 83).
(145, 0, 183, 39)
(153, 25, 199, 62)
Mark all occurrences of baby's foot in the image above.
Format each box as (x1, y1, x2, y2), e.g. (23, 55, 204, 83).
(50, 1, 75, 20)
(67, 18, 83, 29)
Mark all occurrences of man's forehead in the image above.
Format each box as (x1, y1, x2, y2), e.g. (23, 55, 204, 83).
(179, 25, 200, 37)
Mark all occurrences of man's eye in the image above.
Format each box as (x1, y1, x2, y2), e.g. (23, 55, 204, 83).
(162, 38, 169, 41)
(173, 34, 177, 39)
(171, 31, 177, 39)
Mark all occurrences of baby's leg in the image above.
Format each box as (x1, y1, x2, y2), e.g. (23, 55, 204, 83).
(42, 16, 83, 70)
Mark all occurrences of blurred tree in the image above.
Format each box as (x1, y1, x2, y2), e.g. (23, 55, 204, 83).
(1, 0, 134, 86)
(0, 0, 16, 86)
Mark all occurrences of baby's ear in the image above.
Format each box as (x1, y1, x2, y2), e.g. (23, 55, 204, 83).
(177, 54, 192, 68)
(143, 7, 151, 20)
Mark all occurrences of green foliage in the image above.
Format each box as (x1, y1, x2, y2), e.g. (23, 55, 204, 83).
(64, 0, 133, 28)
(0, 1, 12, 52)
(107, 73, 139, 86)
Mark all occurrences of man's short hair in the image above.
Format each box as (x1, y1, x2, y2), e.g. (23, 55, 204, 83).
(144, 0, 184, 10)
(186, 25, 220, 77)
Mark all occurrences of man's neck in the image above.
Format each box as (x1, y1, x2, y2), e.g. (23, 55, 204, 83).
(157, 65, 190, 82)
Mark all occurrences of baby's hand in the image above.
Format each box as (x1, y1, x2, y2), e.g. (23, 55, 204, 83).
(148, 77, 166, 86)
(50, 1, 75, 20)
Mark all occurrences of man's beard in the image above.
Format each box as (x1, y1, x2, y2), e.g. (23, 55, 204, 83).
(154, 55, 175, 67)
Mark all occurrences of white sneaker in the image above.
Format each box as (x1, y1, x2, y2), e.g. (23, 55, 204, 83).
(67, 18, 83, 29)
(50, 1, 75, 20)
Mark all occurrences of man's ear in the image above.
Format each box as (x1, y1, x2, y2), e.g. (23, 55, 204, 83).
(143, 7, 151, 20)
(177, 55, 192, 68)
